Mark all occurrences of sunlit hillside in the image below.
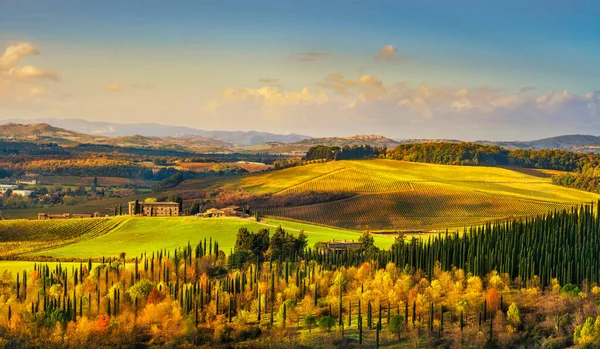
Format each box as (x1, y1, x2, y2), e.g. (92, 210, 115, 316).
(179, 159, 600, 230)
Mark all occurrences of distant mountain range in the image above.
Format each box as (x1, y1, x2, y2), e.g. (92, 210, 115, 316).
(0, 123, 233, 152)
(1, 120, 600, 154)
(2, 118, 310, 146)
(479, 135, 600, 153)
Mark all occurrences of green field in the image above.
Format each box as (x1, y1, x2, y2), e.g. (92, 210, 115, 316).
(178, 159, 600, 230)
(0, 216, 393, 260)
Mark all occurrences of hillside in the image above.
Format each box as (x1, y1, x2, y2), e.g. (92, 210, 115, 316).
(239, 135, 400, 154)
(296, 135, 399, 147)
(177, 159, 600, 230)
(0, 123, 101, 145)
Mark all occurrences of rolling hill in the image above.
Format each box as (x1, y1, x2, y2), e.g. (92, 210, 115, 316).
(0, 122, 100, 145)
(177, 159, 600, 231)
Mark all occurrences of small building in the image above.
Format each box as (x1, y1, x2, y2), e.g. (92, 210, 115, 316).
(202, 208, 225, 218)
(129, 201, 180, 217)
(201, 206, 246, 218)
(325, 239, 363, 252)
(12, 190, 33, 197)
(16, 179, 37, 185)
(0, 185, 17, 195)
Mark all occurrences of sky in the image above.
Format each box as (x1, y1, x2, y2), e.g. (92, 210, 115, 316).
(1, 0, 599, 140)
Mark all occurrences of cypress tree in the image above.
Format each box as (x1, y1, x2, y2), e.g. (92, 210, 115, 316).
(282, 302, 287, 328)
(358, 299, 363, 344)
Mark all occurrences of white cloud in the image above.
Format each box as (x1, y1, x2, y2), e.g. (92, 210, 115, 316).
(375, 45, 398, 61)
(7, 65, 60, 82)
(0, 42, 38, 71)
(0, 42, 60, 101)
(219, 85, 328, 107)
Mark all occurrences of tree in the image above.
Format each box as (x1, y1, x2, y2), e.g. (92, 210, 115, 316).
(359, 231, 377, 253)
(507, 302, 520, 327)
(91, 176, 98, 192)
(304, 315, 317, 333)
(128, 279, 154, 299)
(295, 230, 308, 256)
(189, 201, 201, 215)
(485, 289, 501, 313)
(319, 316, 335, 332)
(388, 315, 404, 340)
(228, 251, 250, 270)
(392, 231, 405, 249)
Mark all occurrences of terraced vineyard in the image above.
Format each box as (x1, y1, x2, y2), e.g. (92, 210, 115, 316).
(265, 183, 576, 230)
(189, 159, 600, 230)
(277, 168, 412, 194)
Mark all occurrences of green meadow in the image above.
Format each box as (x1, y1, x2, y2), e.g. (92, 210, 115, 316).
(16, 216, 393, 260)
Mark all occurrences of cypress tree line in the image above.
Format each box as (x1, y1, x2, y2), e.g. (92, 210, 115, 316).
(301, 204, 600, 287)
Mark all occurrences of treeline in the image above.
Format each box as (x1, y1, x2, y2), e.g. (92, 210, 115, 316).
(229, 226, 308, 269)
(389, 142, 591, 171)
(305, 145, 386, 161)
(552, 173, 600, 194)
(307, 204, 600, 288)
(0, 141, 69, 156)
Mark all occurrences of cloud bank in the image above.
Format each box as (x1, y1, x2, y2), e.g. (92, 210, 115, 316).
(206, 72, 600, 140)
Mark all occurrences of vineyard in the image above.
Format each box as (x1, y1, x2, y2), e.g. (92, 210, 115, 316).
(265, 182, 577, 230)
(0, 218, 123, 256)
(185, 159, 600, 230)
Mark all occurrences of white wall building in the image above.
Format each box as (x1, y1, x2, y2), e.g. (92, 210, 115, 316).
(12, 190, 33, 197)
(0, 185, 17, 195)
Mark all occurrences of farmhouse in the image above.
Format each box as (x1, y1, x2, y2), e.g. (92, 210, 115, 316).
(200, 206, 246, 218)
(325, 239, 363, 252)
(129, 201, 180, 217)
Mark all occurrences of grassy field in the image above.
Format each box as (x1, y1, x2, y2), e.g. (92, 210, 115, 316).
(0, 216, 393, 259)
(178, 159, 600, 230)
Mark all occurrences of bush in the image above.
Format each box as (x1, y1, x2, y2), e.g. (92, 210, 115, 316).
(235, 326, 262, 341)
(318, 316, 335, 332)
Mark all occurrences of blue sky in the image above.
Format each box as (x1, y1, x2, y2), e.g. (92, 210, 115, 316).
(1, 0, 599, 140)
